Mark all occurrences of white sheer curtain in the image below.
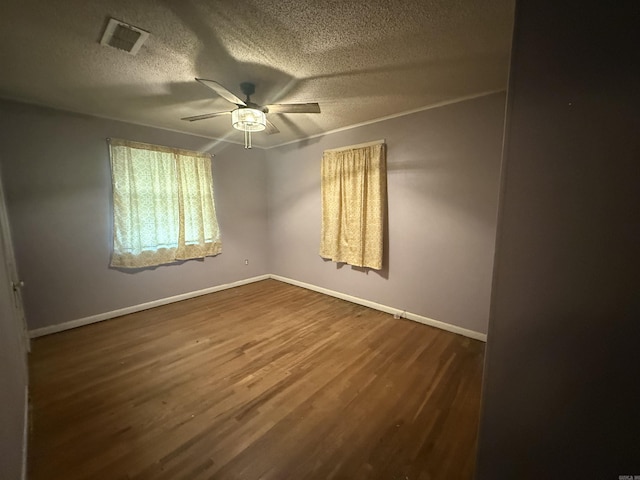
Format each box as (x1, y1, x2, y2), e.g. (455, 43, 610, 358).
(319, 141, 386, 270)
(109, 139, 221, 268)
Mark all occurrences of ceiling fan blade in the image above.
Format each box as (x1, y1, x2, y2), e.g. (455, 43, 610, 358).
(195, 78, 246, 106)
(264, 103, 321, 114)
(181, 111, 232, 122)
(264, 119, 280, 135)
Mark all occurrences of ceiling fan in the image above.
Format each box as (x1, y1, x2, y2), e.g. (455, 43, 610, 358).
(181, 78, 321, 148)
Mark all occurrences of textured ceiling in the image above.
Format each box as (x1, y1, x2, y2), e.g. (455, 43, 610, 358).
(0, 0, 514, 148)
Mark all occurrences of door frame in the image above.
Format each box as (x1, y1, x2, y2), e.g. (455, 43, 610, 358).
(0, 166, 29, 352)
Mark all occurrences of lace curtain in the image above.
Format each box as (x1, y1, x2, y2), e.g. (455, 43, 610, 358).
(319, 142, 387, 270)
(109, 139, 221, 268)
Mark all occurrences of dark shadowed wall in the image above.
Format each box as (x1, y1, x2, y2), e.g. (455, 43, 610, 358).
(266, 93, 506, 335)
(476, 1, 640, 478)
(0, 100, 269, 332)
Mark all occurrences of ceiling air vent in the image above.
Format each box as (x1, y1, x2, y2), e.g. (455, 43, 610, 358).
(100, 18, 149, 55)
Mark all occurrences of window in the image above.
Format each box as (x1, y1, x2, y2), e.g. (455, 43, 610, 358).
(319, 141, 387, 270)
(108, 138, 221, 268)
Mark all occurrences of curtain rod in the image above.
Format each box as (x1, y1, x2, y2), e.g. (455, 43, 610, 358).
(323, 139, 385, 154)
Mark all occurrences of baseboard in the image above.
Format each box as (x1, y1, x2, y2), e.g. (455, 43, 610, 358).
(28, 274, 270, 338)
(28, 273, 487, 342)
(269, 274, 487, 342)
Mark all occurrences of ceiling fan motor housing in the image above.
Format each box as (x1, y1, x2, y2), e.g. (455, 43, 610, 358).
(239, 82, 256, 98)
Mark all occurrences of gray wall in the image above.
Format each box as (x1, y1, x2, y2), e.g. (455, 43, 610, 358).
(266, 93, 505, 335)
(476, 1, 640, 478)
(0, 100, 269, 331)
(0, 183, 28, 480)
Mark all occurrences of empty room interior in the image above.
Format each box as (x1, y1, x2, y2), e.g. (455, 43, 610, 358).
(1, 1, 638, 479)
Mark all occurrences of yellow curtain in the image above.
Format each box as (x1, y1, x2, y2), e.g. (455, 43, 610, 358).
(109, 139, 221, 268)
(320, 142, 386, 270)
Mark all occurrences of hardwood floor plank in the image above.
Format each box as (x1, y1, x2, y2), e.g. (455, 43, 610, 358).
(28, 279, 484, 480)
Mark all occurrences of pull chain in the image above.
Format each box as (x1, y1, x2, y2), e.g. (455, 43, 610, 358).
(244, 127, 252, 149)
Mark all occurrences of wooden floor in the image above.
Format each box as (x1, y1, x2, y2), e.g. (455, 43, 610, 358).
(28, 279, 485, 480)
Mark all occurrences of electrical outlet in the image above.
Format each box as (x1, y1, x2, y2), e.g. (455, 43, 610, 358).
(244, 259, 249, 265)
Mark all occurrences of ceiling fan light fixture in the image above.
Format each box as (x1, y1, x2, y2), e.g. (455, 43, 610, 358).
(232, 107, 266, 149)
(231, 108, 266, 132)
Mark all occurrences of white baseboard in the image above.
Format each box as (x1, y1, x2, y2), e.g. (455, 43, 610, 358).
(270, 274, 487, 342)
(28, 273, 486, 342)
(28, 275, 270, 338)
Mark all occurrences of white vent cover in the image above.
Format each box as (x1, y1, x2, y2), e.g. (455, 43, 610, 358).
(100, 18, 149, 55)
